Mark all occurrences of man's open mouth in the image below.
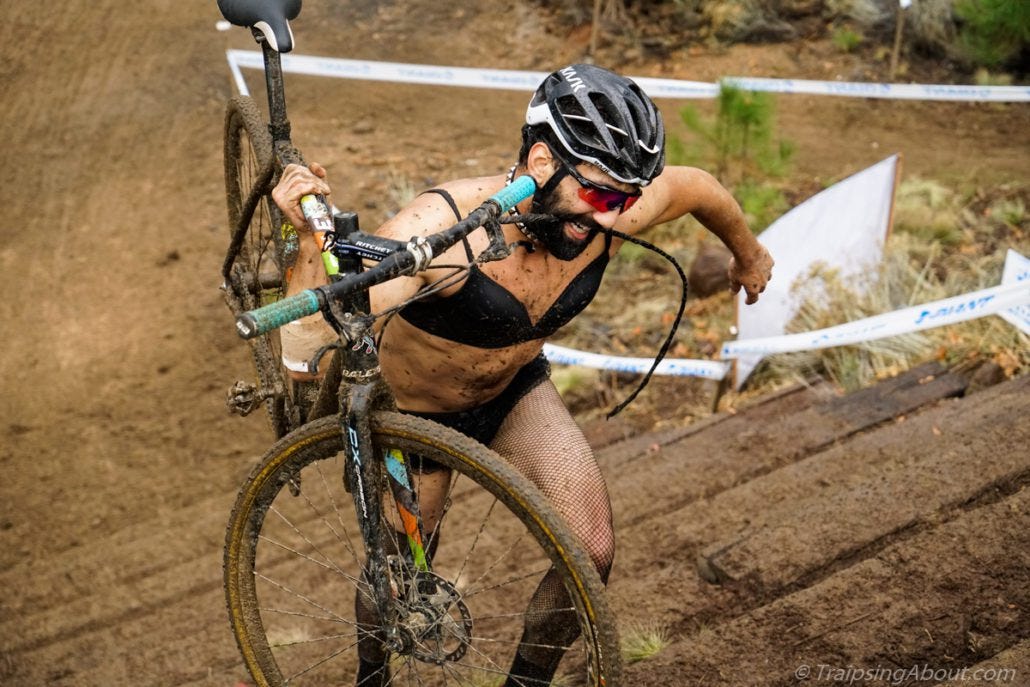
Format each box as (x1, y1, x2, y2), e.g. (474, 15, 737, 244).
(565, 220, 592, 239)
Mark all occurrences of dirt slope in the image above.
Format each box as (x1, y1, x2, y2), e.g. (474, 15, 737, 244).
(1, 1, 1027, 685)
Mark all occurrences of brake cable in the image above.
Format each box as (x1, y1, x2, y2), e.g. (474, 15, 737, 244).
(498, 214, 690, 417)
(597, 227, 689, 418)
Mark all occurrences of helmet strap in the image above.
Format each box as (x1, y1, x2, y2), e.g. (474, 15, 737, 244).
(530, 163, 568, 214)
(506, 162, 570, 251)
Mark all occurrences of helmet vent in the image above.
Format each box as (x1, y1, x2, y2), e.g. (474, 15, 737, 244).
(556, 96, 605, 149)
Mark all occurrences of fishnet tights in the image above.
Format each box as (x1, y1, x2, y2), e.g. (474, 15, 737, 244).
(490, 380, 615, 677)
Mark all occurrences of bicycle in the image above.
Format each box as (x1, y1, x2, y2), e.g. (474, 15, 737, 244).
(217, 2, 621, 685)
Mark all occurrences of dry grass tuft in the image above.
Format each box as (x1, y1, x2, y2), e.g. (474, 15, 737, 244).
(621, 621, 674, 663)
(757, 225, 1029, 391)
(894, 177, 964, 245)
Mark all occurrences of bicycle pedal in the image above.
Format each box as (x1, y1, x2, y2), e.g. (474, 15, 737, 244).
(226, 380, 270, 417)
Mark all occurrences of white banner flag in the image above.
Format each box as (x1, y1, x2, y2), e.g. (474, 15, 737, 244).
(732, 155, 900, 387)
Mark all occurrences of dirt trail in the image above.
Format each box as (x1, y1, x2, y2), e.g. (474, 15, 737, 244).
(2, 2, 1027, 685)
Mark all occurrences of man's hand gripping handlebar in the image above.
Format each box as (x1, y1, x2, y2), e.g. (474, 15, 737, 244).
(235, 175, 537, 340)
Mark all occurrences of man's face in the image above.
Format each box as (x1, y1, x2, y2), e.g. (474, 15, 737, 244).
(524, 180, 605, 261)
(525, 157, 642, 260)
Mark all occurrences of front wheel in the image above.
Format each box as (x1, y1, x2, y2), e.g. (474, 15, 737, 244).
(224, 412, 621, 686)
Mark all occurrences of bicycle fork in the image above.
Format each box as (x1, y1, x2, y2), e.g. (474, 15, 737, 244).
(341, 367, 433, 659)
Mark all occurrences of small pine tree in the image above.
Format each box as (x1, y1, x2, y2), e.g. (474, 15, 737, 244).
(667, 84, 794, 232)
(675, 84, 792, 182)
(955, 0, 1030, 68)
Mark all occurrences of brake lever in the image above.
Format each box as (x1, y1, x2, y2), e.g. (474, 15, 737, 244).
(476, 218, 514, 262)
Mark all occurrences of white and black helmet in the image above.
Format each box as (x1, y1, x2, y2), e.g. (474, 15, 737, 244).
(526, 64, 665, 186)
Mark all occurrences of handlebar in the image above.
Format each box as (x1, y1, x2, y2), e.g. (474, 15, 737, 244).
(235, 175, 537, 339)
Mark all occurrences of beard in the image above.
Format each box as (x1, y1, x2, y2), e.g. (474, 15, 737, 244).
(524, 189, 602, 261)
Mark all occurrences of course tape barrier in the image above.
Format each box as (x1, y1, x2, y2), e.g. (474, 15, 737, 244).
(721, 279, 1030, 358)
(998, 248, 1030, 335)
(543, 344, 731, 381)
(543, 276, 1028, 380)
(225, 50, 1030, 103)
(721, 76, 1030, 102)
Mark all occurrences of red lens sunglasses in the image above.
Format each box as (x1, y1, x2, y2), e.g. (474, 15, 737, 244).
(563, 162, 641, 213)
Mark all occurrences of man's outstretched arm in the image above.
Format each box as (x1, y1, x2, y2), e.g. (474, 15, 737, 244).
(639, 165, 774, 304)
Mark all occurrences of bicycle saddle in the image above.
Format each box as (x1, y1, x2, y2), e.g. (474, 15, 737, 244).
(218, 0, 301, 52)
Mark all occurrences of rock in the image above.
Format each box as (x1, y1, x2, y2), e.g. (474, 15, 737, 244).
(770, 0, 825, 19)
(688, 243, 733, 299)
(967, 361, 1007, 394)
(703, 1, 797, 43)
(826, 0, 892, 29)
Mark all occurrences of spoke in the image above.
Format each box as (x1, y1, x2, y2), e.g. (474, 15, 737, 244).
(442, 648, 514, 681)
(270, 629, 360, 648)
(314, 458, 365, 564)
(258, 533, 363, 587)
(456, 626, 519, 680)
(468, 632, 582, 655)
(422, 468, 458, 563)
(388, 656, 428, 687)
(437, 661, 480, 686)
(464, 529, 530, 592)
(450, 497, 499, 588)
(259, 605, 361, 628)
(254, 571, 351, 625)
(464, 609, 530, 622)
(257, 531, 375, 609)
(465, 565, 551, 599)
(282, 634, 362, 683)
(268, 502, 355, 583)
(360, 660, 394, 687)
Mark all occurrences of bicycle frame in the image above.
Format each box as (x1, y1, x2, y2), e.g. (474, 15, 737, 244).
(222, 24, 546, 666)
(222, 31, 435, 646)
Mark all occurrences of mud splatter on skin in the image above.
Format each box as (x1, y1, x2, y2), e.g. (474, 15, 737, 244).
(9, 3, 1027, 682)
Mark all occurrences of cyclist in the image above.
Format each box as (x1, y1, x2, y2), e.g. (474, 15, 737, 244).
(272, 63, 773, 687)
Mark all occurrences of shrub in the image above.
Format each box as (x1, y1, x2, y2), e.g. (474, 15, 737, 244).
(832, 25, 864, 53)
(672, 84, 793, 182)
(955, 0, 1030, 68)
(668, 84, 794, 232)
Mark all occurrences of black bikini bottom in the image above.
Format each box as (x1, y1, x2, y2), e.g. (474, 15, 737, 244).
(400, 354, 550, 466)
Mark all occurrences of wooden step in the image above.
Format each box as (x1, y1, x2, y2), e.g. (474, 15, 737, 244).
(695, 374, 1030, 589)
(622, 486, 1030, 686)
(608, 375, 1026, 633)
(606, 362, 967, 531)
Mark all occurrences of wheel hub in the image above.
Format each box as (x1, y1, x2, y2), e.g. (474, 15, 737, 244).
(388, 562, 473, 664)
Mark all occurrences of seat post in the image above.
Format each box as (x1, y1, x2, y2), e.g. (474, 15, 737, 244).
(255, 32, 291, 145)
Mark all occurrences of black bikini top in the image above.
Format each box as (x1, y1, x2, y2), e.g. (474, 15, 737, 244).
(397, 189, 611, 349)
